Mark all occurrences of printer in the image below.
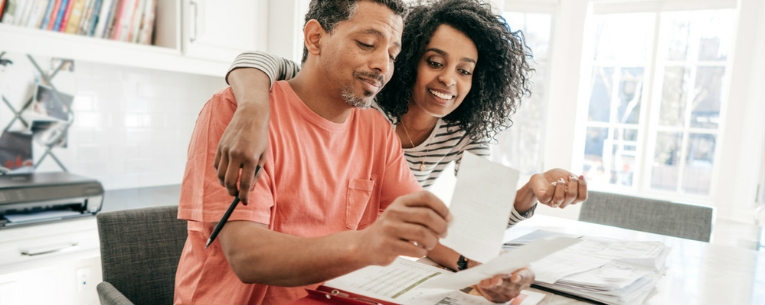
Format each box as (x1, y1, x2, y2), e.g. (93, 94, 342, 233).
(0, 172, 103, 227)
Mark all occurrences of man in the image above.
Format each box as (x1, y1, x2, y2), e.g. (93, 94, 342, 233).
(174, 1, 453, 304)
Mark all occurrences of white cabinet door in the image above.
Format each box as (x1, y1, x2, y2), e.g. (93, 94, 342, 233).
(182, 0, 267, 63)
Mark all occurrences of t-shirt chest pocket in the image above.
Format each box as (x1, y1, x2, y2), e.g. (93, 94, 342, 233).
(345, 178, 375, 229)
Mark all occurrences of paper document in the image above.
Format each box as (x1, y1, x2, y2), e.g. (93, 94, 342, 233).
(440, 152, 519, 263)
(325, 237, 580, 304)
(423, 236, 580, 290)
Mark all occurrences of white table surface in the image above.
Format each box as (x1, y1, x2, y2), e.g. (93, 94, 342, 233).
(504, 214, 765, 305)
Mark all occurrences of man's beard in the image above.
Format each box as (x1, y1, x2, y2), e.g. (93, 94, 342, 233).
(341, 88, 372, 109)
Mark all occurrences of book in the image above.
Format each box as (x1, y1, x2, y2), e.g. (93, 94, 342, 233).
(44, 0, 60, 30)
(91, 0, 111, 36)
(0, 0, 7, 23)
(38, 0, 54, 28)
(76, 0, 94, 34)
(50, 0, 67, 30)
(126, 0, 141, 42)
(25, 0, 50, 28)
(15, 0, 33, 26)
(1, 0, 17, 24)
(109, 0, 130, 40)
(62, 0, 83, 33)
(100, 0, 117, 38)
(136, 0, 153, 44)
(56, 0, 74, 31)
(82, 0, 101, 35)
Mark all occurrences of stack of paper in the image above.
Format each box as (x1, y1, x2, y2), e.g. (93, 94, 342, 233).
(512, 231, 670, 305)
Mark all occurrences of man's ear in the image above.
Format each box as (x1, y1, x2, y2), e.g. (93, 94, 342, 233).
(303, 19, 324, 57)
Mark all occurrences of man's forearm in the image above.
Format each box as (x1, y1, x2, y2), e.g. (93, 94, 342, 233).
(220, 221, 370, 287)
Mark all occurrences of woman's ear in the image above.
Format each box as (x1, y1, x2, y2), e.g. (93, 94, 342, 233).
(303, 19, 324, 57)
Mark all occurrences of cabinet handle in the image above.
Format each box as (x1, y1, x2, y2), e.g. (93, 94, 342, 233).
(190, 0, 198, 42)
(20, 242, 79, 257)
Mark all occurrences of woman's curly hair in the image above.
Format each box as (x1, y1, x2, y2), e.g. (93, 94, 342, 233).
(376, 0, 533, 142)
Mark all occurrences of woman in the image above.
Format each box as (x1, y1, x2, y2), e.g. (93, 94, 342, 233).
(217, 0, 586, 302)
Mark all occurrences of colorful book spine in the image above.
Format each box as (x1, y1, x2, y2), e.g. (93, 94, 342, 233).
(45, 0, 60, 30)
(85, 0, 102, 36)
(136, 0, 153, 44)
(77, 0, 96, 34)
(101, 0, 119, 38)
(0, 0, 7, 23)
(51, 0, 68, 31)
(127, 0, 143, 42)
(1, 0, 17, 24)
(38, 0, 53, 28)
(63, 0, 82, 33)
(57, 0, 74, 31)
(91, 0, 110, 36)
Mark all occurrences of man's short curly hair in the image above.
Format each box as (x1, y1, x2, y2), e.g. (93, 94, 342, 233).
(301, 0, 408, 63)
(376, 0, 533, 142)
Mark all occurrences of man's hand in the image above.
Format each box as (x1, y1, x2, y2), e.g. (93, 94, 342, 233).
(214, 68, 272, 204)
(355, 191, 452, 266)
(475, 267, 534, 303)
(528, 168, 588, 209)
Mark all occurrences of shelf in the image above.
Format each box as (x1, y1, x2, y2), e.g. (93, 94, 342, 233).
(0, 23, 229, 77)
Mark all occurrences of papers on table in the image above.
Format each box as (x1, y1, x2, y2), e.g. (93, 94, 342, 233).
(440, 152, 519, 263)
(422, 237, 580, 290)
(511, 230, 670, 305)
(324, 237, 580, 305)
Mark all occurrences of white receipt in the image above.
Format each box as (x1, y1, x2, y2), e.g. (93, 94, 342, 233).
(440, 152, 520, 263)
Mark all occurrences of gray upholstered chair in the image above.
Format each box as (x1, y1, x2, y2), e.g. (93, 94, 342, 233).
(579, 191, 714, 242)
(96, 205, 187, 305)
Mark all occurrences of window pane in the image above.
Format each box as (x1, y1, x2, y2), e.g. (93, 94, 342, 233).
(588, 67, 613, 122)
(651, 132, 683, 191)
(610, 127, 638, 187)
(659, 67, 688, 126)
(504, 12, 552, 60)
(664, 17, 691, 61)
(593, 14, 654, 62)
(583, 127, 637, 187)
(662, 10, 735, 62)
(617, 67, 644, 124)
(584, 127, 609, 184)
(691, 66, 724, 129)
(683, 133, 716, 194)
(491, 11, 552, 178)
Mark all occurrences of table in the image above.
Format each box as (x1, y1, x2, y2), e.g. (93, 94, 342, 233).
(506, 215, 765, 305)
(291, 215, 764, 305)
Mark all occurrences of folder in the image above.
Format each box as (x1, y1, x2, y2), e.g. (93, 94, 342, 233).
(304, 286, 399, 305)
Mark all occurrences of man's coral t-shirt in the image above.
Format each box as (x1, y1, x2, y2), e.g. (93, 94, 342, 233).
(174, 81, 421, 304)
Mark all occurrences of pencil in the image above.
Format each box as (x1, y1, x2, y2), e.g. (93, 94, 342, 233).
(205, 165, 261, 248)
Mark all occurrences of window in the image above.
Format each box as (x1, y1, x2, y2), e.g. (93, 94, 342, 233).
(581, 8, 736, 199)
(491, 11, 553, 179)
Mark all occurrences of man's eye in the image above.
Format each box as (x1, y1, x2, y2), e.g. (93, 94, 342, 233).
(357, 41, 374, 49)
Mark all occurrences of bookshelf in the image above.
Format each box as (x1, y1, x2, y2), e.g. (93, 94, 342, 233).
(0, 0, 268, 77)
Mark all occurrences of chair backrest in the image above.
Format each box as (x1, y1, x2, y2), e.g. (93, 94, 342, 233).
(97, 205, 187, 305)
(578, 191, 714, 242)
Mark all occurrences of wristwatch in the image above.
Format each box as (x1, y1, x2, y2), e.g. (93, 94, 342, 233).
(457, 255, 469, 271)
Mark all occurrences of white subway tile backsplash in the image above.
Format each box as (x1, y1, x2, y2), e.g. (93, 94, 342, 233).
(0, 53, 226, 190)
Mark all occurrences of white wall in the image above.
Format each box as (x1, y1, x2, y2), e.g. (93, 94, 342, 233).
(0, 52, 225, 190)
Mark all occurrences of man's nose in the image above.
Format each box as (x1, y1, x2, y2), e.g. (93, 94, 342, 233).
(369, 48, 390, 76)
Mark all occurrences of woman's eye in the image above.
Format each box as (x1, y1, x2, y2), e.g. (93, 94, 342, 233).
(459, 69, 473, 76)
(428, 60, 444, 68)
